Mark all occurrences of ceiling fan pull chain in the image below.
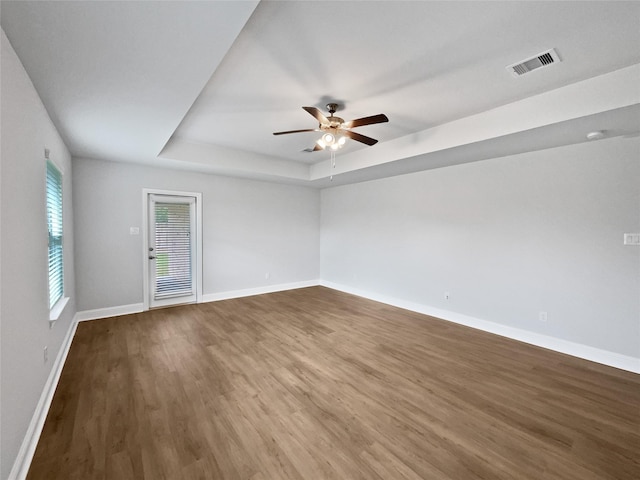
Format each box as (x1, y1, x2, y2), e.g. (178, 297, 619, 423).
(330, 150, 337, 181)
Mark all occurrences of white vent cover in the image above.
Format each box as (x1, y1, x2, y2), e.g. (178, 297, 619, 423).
(507, 48, 561, 77)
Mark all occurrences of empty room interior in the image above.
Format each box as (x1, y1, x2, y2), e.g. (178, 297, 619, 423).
(1, 1, 639, 479)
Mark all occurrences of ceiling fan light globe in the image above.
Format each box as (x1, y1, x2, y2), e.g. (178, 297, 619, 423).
(322, 133, 335, 145)
(330, 143, 340, 151)
(316, 139, 326, 149)
(338, 136, 347, 146)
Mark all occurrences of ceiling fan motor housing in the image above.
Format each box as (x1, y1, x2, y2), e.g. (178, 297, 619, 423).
(325, 103, 344, 128)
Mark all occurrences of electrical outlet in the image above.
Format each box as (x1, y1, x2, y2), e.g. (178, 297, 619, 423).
(444, 292, 450, 301)
(539, 311, 548, 322)
(43, 346, 49, 363)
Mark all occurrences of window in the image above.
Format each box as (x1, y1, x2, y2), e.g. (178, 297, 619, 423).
(46, 159, 64, 310)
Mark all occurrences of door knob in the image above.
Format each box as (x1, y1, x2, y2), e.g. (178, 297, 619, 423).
(149, 255, 156, 260)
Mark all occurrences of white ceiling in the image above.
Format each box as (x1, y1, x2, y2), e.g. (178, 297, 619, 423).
(2, 1, 639, 187)
(1, 0, 259, 162)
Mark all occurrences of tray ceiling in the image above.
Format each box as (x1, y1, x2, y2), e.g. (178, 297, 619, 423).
(2, 1, 639, 187)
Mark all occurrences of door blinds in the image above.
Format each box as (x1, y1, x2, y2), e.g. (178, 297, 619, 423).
(154, 202, 193, 298)
(46, 160, 64, 308)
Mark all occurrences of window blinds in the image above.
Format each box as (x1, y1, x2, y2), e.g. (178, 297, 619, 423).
(46, 160, 64, 308)
(154, 202, 193, 297)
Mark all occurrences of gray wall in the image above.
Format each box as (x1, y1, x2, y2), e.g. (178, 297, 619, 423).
(1, 31, 76, 479)
(321, 137, 640, 358)
(72, 158, 320, 311)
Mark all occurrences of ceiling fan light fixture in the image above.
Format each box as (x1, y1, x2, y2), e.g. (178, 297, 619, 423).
(322, 133, 335, 145)
(317, 132, 345, 151)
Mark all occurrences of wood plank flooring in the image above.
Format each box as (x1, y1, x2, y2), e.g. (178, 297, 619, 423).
(27, 287, 639, 479)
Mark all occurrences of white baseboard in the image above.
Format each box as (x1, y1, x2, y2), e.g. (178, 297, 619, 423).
(8, 315, 79, 480)
(75, 303, 144, 322)
(76, 283, 321, 322)
(201, 279, 320, 303)
(74, 282, 321, 322)
(320, 281, 640, 374)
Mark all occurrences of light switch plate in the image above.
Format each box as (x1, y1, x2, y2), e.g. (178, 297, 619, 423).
(623, 233, 640, 245)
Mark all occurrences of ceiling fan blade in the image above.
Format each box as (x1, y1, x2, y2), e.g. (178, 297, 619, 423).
(303, 144, 324, 152)
(273, 128, 318, 136)
(342, 129, 379, 146)
(343, 113, 389, 129)
(302, 106, 330, 125)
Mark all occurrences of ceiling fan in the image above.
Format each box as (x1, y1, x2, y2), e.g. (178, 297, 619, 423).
(273, 103, 388, 152)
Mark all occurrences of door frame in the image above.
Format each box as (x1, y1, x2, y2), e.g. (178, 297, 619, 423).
(142, 188, 203, 311)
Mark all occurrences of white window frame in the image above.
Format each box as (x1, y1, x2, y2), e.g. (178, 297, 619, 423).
(46, 157, 69, 323)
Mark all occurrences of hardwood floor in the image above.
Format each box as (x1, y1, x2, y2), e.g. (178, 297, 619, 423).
(27, 287, 639, 479)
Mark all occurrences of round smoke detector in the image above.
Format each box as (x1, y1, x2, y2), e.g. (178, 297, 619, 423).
(586, 130, 605, 140)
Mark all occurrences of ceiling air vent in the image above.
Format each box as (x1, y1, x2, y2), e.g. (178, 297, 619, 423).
(507, 48, 561, 77)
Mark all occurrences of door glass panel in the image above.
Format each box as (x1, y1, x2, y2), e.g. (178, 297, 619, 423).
(154, 202, 193, 298)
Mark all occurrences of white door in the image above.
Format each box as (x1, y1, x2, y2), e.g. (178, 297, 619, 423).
(146, 193, 199, 308)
